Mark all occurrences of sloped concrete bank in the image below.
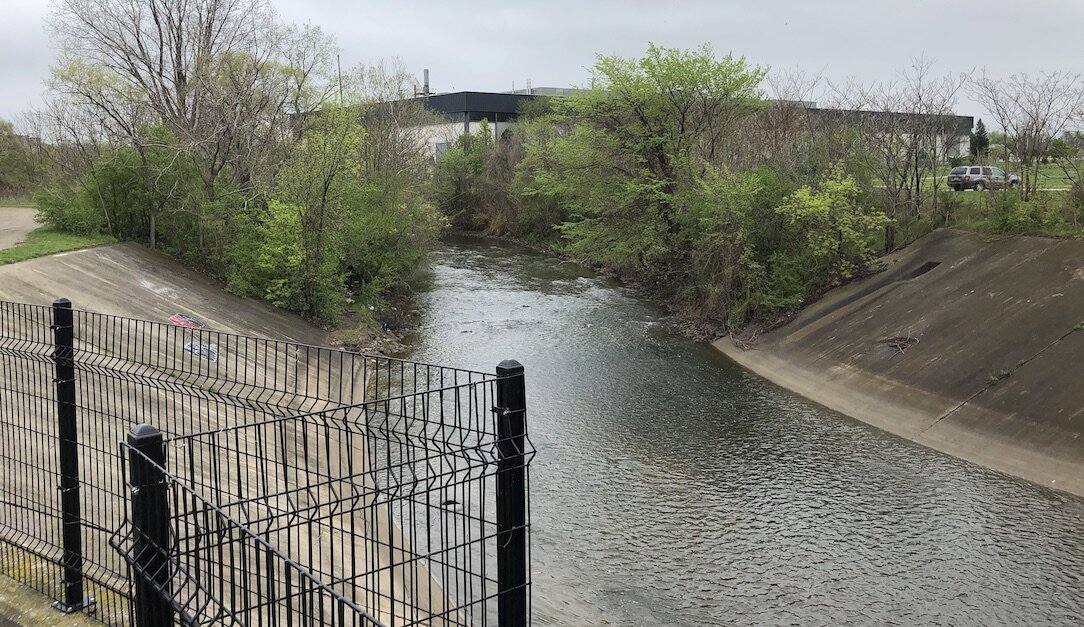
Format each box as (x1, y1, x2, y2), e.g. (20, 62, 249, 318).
(0, 244, 451, 624)
(715, 229, 1084, 496)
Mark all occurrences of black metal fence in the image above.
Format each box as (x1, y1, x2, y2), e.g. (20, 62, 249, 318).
(0, 298, 532, 626)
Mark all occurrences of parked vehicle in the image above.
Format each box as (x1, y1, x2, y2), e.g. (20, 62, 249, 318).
(947, 166, 1020, 191)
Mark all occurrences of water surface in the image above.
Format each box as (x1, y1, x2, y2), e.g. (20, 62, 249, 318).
(406, 235, 1084, 626)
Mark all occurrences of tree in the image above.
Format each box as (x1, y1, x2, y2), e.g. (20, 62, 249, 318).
(433, 123, 490, 229)
(341, 60, 444, 300)
(970, 70, 1084, 200)
(272, 106, 363, 320)
(828, 59, 967, 249)
(46, 0, 339, 249)
(0, 119, 43, 195)
(775, 167, 888, 288)
(1050, 131, 1084, 225)
(540, 43, 767, 270)
(31, 1, 439, 326)
(970, 118, 989, 158)
(742, 69, 823, 183)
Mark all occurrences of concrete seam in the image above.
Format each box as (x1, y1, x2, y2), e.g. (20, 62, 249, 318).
(920, 322, 1083, 434)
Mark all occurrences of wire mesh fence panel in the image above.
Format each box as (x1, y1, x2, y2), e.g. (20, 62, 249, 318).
(112, 439, 384, 627)
(162, 375, 533, 626)
(0, 303, 65, 606)
(0, 299, 531, 627)
(68, 311, 377, 625)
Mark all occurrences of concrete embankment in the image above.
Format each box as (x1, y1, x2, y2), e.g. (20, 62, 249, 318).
(0, 244, 449, 624)
(715, 228, 1084, 495)
(0, 574, 98, 627)
(0, 242, 330, 342)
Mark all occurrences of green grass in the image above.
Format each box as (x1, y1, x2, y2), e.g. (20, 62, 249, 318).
(935, 161, 1080, 189)
(0, 193, 35, 208)
(938, 190, 1082, 239)
(0, 228, 114, 265)
(874, 161, 1082, 192)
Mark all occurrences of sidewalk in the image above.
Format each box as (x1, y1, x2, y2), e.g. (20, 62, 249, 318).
(0, 575, 99, 627)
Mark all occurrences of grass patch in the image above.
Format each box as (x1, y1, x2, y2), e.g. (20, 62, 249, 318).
(875, 161, 1082, 192)
(988, 369, 1013, 386)
(0, 228, 114, 265)
(935, 161, 1079, 189)
(0, 193, 36, 208)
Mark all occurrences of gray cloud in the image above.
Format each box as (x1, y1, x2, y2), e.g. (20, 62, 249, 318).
(0, 2, 56, 123)
(4, 0, 1084, 125)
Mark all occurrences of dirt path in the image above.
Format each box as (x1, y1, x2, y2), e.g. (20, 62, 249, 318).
(0, 207, 39, 250)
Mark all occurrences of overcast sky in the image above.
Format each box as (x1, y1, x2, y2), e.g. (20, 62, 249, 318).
(3, 0, 1083, 125)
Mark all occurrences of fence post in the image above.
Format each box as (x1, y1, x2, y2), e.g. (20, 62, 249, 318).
(495, 360, 528, 627)
(127, 424, 174, 627)
(51, 298, 92, 613)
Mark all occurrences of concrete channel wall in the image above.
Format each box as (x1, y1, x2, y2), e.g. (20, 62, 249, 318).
(0, 243, 451, 624)
(716, 228, 1084, 496)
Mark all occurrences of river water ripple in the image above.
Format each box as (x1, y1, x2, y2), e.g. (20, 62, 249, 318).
(405, 236, 1084, 626)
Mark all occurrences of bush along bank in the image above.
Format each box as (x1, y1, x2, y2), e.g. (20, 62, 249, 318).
(31, 5, 444, 338)
(36, 106, 440, 339)
(434, 45, 1084, 337)
(435, 45, 892, 336)
(35, 66, 444, 338)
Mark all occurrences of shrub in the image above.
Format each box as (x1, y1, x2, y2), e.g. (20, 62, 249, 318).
(775, 167, 889, 292)
(934, 189, 964, 227)
(226, 199, 345, 323)
(34, 184, 107, 235)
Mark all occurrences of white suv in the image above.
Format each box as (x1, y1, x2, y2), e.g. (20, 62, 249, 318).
(947, 166, 1020, 191)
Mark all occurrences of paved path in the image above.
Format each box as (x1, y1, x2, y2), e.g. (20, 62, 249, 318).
(0, 208, 38, 251)
(0, 574, 98, 627)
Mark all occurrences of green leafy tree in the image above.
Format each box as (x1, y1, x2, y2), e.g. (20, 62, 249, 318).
(273, 106, 363, 321)
(227, 107, 362, 322)
(34, 0, 440, 328)
(433, 122, 492, 229)
(538, 43, 768, 271)
(341, 178, 440, 304)
(970, 119, 990, 158)
(227, 103, 442, 323)
(674, 166, 780, 325)
(775, 167, 889, 291)
(506, 118, 569, 240)
(0, 119, 43, 195)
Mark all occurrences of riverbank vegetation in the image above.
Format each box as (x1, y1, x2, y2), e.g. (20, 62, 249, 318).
(0, 228, 114, 266)
(18, 0, 441, 333)
(434, 46, 1084, 334)
(0, 119, 45, 204)
(7, 10, 1084, 340)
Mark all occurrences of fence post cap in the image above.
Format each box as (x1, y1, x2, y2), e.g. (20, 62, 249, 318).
(128, 423, 162, 441)
(496, 360, 524, 375)
(53, 298, 72, 308)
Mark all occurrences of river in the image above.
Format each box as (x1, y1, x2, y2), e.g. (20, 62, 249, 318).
(404, 235, 1084, 626)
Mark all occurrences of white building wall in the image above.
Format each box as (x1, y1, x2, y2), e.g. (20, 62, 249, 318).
(946, 133, 969, 159)
(416, 119, 514, 159)
(417, 122, 465, 158)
